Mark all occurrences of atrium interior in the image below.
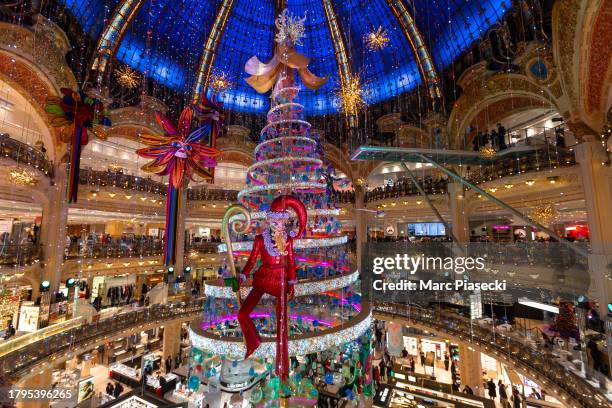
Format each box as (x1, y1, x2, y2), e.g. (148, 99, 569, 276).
(0, 0, 610, 407)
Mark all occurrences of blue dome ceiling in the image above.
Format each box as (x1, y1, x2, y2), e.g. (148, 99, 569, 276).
(62, 0, 508, 115)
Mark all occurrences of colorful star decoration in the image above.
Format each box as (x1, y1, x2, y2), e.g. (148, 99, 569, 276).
(137, 107, 220, 188)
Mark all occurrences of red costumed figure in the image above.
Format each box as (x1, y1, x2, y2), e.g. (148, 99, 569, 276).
(237, 195, 306, 382)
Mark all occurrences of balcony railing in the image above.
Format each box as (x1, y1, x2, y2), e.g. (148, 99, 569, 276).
(373, 303, 608, 408)
(364, 149, 576, 203)
(0, 133, 53, 176)
(64, 240, 222, 260)
(0, 243, 41, 266)
(0, 300, 204, 382)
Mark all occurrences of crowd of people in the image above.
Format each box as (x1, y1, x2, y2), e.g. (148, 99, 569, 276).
(471, 123, 509, 151)
(364, 175, 449, 202)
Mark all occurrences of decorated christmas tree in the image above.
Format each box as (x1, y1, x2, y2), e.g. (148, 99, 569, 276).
(187, 9, 371, 406)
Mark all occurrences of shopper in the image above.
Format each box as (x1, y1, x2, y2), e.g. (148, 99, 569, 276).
(499, 380, 508, 403)
(463, 385, 474, 395)
(409, 357, 415, 372)
(379, 360, 386, 381)
(113, 382, 123, 398)
(401, 347, 408, 358)
(444, 354, 450, 371)
(487, 379, 497, 399)
(512, 387, 522, 408)
(165, 356, 172, 373)
(105, 383, 114, 396)
(419, 351, 425, 366)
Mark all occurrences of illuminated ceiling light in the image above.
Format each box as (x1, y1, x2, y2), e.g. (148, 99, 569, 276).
(547, 176, 558, 184)
(125, 195, 132, 199)
(91, 191, 98, 197)
(402, 201, 408, 205)
(416, 200, 423, 205)
(525, 179, 535, 186)
(477, 194, 482, 199)
(140, 197, 147, 201)
(106, 262, 113, 268)
(336, 74, 366, 116)
(504, 183, 514, 189)
(9, 167, 38, 186)
(364, 26, 389, 51)
(115, 65, 140, 89)
(489, 187, 498, 193)
(108, 192, 116, 198)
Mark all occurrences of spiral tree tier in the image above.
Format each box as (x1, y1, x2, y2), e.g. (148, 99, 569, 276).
(188, 11, 371, 405)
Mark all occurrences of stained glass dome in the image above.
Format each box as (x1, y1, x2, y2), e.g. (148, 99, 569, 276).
(61, 0, 508, 114)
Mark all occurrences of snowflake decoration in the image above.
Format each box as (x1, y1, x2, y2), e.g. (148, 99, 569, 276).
(335, 74, 367, 116)
(364, 26, 390, 51)
(275, 9, 306, 46)
(115, 66, 140, 89)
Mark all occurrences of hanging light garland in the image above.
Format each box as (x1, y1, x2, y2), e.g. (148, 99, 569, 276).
(114, 66, 140, 89)
(336, 74, 366, 116)
(530, 203, 557, 226)
(9, 167, 38, 186)
(364, 26, 389, 51)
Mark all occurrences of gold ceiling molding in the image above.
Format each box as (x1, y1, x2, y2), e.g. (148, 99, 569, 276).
(192, 0, 236, 103)
(91, 0, 145, 80)
(321, 0, 356, 127)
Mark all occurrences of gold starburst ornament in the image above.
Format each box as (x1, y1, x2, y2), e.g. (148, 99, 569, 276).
(115, 66, 140, 89)
(336, 74, 367, 116)
(209, 71, 233, 94)
(365, 26, 390, 51)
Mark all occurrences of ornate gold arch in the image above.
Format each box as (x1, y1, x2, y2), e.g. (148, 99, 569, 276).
(0, 52, 60, 160)
(447, 70, 561, 148)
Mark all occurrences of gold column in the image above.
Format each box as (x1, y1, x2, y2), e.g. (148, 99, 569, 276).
(191, 0, 236, 103)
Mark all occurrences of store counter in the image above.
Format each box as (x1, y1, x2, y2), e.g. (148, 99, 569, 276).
(109, 362, 141, 388)
(374, 381, 495, 408)
(170, 387, 204, 407)
(145, 373, 178, 396)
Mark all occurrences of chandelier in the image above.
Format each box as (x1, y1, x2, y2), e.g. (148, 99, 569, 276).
(479, 146, 497, 158)
(9, 167, 38, 186)
(365, 26, 390, 51)
(530, 203, 557, 226)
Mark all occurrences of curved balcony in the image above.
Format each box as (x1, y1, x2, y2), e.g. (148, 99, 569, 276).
(64, 240, 220, 260)
(373, 303, 609, 408)
(79, 168, 239, 202)
(364, 149, 576, 203)
(0, 300, 204, 383)
(0, 133, 53, 177)
(78, 168, 166, 195)
(0, 243, 41, 267)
